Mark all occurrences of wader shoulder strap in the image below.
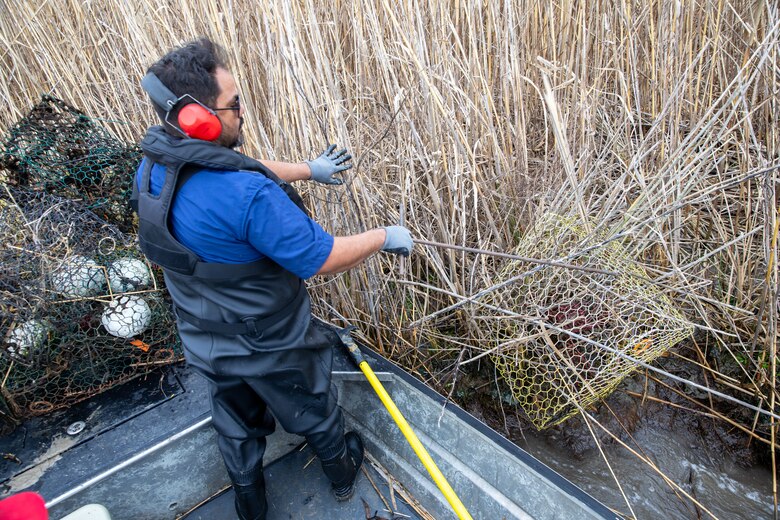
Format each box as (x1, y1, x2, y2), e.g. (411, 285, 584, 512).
(141, 127, 310, 216)
(130, 172, 140, 214)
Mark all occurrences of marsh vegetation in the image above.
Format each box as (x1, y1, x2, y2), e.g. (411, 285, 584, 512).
(1, 1, 778, 517)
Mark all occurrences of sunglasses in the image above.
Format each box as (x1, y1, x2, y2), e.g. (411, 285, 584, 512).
(211, 97, 241, 113)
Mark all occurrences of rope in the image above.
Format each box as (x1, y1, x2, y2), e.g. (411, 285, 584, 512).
(413, 239, 617, 276)
(412, 238, 780, 423)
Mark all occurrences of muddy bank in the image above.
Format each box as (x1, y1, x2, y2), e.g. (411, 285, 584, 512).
(454, 358, 776, 519)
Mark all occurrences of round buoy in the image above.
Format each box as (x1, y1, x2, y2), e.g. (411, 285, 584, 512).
(7, 319, 52, 357)
(107, 258, 151, 293)
(101, 295, 152, 338)
(51, 255, 104, 297)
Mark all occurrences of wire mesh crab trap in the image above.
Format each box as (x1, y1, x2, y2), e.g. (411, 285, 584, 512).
(0, 95, 142, 232)
(0, 187, 181, 423)
(481, 214, 693, 429)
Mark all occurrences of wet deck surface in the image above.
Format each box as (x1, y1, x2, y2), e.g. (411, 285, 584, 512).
(0, 351, 427, 520)
(0, 337, 614, 519)
(183, 443, 424, 520)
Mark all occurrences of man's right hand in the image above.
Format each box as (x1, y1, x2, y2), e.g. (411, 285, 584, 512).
(306, 144, 352, 185)
(382, 226, 413, 257)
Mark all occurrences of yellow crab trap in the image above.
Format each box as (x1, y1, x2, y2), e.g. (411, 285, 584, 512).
(482, 214, 693, 429)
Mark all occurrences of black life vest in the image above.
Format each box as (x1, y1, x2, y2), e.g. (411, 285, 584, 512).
(132, 127, 331, 365)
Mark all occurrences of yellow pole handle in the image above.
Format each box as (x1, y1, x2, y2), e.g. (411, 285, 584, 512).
(358, 360, 474, 520)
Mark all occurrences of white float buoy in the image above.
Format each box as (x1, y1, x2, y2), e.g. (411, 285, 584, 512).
(7, 319, 52, 357)
(101, 295, 152, 338)
(107, 258, 152, 293)
(51, 255, 105, 298)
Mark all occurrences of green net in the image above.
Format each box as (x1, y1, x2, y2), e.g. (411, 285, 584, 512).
(481, 214, 693, 429)
(0, 95, 141, 232)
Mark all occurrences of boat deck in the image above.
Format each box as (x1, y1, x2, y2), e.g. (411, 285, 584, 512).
(183, 445, 425, 520)
(0, 351, 430, 520)
(0, 329, 616, 520)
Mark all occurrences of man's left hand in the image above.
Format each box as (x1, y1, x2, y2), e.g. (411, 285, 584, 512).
(306, 144, 352, 185)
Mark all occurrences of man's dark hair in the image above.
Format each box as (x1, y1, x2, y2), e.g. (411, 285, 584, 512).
(146, 37, 229, 133)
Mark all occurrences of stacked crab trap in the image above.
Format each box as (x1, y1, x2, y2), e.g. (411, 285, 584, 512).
(0, 96, 181, 429)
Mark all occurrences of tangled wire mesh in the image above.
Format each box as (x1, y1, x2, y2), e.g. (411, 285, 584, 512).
(0, 101, 180, 425)
(0, 95, 141, 232)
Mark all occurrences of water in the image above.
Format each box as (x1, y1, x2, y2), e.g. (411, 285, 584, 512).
(514, 412, 775, 519)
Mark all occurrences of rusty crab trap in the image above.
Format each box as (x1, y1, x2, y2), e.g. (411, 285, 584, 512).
(0, 187, 181, 425)
(481, 214, 693, 429)
(0, 95, 142, 232)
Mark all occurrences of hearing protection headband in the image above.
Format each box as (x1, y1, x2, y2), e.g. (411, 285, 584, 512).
(140, 72, 216, 138)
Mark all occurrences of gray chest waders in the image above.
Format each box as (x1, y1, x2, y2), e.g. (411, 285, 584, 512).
(132, 127, 349, 508)
(132, 125, 331, 361)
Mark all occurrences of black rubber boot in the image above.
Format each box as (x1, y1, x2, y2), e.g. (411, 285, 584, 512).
(233, 475, 268, 520)
(320, 431, 365, 501)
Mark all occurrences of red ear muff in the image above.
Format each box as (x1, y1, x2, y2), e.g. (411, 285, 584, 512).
(177, 103, 222, 141)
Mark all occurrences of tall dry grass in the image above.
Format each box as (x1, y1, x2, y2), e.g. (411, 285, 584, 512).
(1, 0, 778, 516)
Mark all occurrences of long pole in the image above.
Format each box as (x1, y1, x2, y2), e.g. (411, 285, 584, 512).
(338, 327, 473, 520)
(413, 238, 616, 275)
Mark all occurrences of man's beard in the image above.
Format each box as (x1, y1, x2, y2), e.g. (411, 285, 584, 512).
(229, 117, 245, 149)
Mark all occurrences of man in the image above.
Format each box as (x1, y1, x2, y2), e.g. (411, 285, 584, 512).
(132, 38, 413, 520)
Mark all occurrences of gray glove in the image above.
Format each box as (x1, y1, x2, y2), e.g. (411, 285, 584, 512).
(306, 144, 352, 185)
(382, 226, 413, 257)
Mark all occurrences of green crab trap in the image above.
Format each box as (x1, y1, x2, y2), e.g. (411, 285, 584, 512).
(0, 187, 181, 422)
(0, 95, 142, 232)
